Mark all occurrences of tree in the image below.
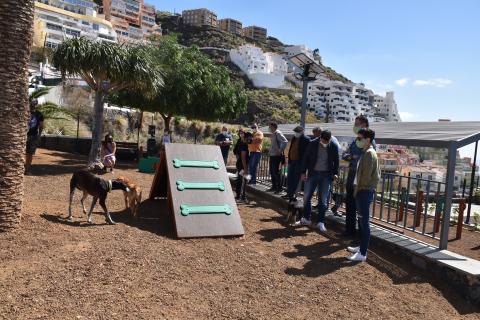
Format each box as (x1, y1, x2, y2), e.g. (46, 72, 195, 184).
(0, 0, 35, 231)
(30, 87, 73, 120)
(110, 39, 247, 129)
(52, 37, 163, 163)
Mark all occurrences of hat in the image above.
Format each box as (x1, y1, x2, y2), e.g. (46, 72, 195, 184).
(293, 126, 304, 133)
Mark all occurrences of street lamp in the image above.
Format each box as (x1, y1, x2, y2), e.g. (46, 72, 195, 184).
(288, 53, 325, 128)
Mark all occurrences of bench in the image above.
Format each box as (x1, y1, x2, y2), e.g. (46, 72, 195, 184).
(115, 141, 139, 161)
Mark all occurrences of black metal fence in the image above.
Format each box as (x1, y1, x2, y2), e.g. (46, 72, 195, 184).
(253, 153, 477, 247)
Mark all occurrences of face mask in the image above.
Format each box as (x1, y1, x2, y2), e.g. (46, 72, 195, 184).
(356, 138, 366, 149)
(353, 126, 361, 134)
(222, 130, 227, 134)
(321, 142, 328, 147)
(252, 128, 257, 132)
(294, 132, 302, 138)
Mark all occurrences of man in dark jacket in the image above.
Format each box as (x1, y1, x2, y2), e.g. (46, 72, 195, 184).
(295, 130, 339, 232)
(282, 126, 310, 201)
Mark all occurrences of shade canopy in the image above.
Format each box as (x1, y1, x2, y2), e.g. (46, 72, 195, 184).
(262, 121, 480, 149)
(288, 53, 325, 78)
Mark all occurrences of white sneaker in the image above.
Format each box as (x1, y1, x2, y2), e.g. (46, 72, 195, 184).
(347, 251, 367, 262)
(316, 222, 327, 232)
(347, 246, 360, 253)
(294, 217, 311, 226)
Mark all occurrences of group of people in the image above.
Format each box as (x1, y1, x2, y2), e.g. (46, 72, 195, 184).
(220, 116, 380, 262)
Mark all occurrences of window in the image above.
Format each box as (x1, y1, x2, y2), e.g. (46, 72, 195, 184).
(82, 21, 89, 25)
(46, 23, 62, 31)
(93, 23, 99, 30)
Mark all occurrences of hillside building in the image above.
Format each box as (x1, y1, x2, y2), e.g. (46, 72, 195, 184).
(182, 8, 218, 27)
(373, 91, 401, 122)
(219, 18, 242, 35)
(102, 0, 161, 44)
(242, 26, 267, 42)
(230, 44, 287, 89)
(34, 0, 117, 49)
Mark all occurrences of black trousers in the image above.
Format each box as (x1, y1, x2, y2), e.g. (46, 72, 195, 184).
(269, 156, 283, 191)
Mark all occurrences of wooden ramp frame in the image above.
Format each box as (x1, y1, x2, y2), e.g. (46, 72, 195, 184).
(149, 143, 245, 238)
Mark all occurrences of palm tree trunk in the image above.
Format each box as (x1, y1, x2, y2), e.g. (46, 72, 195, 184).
(89, 90, 105, 163)
(0, 0, 35, 231)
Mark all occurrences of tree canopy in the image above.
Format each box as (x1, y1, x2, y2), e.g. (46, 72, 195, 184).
(109, 38, 247, 125)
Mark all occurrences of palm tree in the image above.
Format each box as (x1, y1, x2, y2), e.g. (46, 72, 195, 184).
(0, 0, 35, 231)
(52, 38, 163, 163)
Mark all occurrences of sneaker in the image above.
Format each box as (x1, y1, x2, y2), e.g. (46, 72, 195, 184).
(316, 222, 327, 232)
(347, 246, 360, 253)
(347, 251, 366, 262)
(294, 217, 311, 226)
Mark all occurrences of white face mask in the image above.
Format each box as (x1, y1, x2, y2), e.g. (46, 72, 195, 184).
(222, 130, 227, 134)
(294, 132, 302, 138)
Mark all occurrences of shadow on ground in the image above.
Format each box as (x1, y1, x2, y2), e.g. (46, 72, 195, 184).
(253, 200, 480, 315)
(41, 199, 176, 239)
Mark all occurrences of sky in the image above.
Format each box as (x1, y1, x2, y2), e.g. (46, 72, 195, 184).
(150, 0, 480, 159)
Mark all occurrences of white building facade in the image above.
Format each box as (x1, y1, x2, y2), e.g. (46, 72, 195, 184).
(34, 0, 117, 49)
(373, 91, 401, 122)
(230, 44, 288, 89)
(306, 77, 375, 123)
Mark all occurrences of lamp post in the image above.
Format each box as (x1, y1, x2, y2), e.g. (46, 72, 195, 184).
(288, 53, 325, 128)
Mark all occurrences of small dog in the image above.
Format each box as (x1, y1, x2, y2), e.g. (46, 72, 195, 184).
(68, 170, 130, 224)
(116, 176, 142, 218)
(286, 199, 304, 226)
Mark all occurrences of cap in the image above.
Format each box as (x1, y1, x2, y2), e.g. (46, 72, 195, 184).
(293, 126, 304, 133)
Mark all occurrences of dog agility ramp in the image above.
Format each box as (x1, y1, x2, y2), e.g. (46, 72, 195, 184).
(150, 143, 244, 238)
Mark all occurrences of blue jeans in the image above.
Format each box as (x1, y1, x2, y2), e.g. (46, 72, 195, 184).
(302, 171, 332, 222)
(286, 160, 302, 198)
(248, 152, 262, 184)
(356, 190, 374, 256)
(345, 168, 357, 234)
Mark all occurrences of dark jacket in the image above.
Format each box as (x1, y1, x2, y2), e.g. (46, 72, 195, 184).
(301, 138, 339, 176)
(288, 134, 311, 162)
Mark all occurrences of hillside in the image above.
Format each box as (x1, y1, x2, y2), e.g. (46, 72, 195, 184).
(155, 12, 350, 125)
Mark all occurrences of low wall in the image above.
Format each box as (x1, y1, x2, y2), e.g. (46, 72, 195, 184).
(40, 135, 92, 156)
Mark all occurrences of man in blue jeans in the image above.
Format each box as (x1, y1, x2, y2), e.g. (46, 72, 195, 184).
(295, 130, 339, 232)
(282, 126, 310, 201)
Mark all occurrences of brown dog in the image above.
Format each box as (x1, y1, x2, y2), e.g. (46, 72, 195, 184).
(117, 176, 142, 218)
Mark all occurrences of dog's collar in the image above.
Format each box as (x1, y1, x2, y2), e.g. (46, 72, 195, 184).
(107, 180, 112, 192)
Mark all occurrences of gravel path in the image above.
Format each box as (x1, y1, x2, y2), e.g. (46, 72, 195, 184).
(0, 149, 479, 319)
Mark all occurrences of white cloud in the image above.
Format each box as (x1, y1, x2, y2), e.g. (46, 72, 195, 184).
(413, 78, 453, 88)
(395, 78, 409, 87)
(398, 111, 419, 121)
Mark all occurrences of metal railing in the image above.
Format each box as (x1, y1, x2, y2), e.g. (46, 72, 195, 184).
(252, 153, 471, 247)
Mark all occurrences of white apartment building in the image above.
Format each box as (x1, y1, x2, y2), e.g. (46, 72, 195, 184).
(34, 0, 117, 49)
(373, 91, 401, 122)
(307, 77, 375, 123)
(230, 44, 288, 89)
(283, 45, 314, 60)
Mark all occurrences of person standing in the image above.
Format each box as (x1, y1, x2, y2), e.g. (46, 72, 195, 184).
(215, 126, 233, 165)
(233, 129, 250, 201)
(282, 126, 310, 201)
(296, 130, 339, 232)
(247, 123, 263, 185)
(161, 129, 172, 146)
(267, 122, 288, 193)
(342, 115, 371, 237)
(25, 99, 44, 175)
(347, 128, 380, 262)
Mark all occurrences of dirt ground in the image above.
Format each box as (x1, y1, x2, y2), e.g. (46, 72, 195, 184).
(0, 149, 479, 320)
